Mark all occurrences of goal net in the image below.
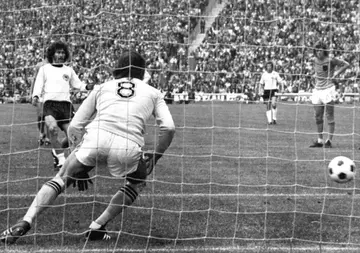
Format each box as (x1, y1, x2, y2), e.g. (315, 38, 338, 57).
(1, 0, 360, 252)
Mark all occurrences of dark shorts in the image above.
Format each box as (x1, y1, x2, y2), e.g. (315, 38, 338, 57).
(43, 100, 75, 130)
(263, 89, 278, 100)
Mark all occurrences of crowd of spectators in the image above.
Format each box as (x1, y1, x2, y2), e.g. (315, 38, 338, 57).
(191, 0, 360, 99)
(0, 0, 208, 100)
(0, 0, 359, 103)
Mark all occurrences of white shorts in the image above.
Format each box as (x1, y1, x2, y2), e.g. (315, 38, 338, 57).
(75, 129, 142, 178)
(311, 86, 337, 105)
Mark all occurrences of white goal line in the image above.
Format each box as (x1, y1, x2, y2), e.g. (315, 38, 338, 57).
(0, 192, 356, 199)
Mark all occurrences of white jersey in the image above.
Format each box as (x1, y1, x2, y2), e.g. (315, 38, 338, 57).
(70, 77, 175, 151)
(143, 70, 151, 84)
(260, 71, 284, 90)
(32, 63, 87, 102)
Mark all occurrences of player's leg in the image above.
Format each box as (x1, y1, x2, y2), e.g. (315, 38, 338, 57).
(54, 102, 74, 160)
(36, 103, 45, 145)
(87, 177, 145, 241)
(45, 115, 65, 170)
(264, 90, 272, 124)
(37, 115, 45, 145)
(324, 101, 335, 148)
(271, 93, 277, 124)
(86, 137, 144, 241)
(309, 104, 325, 147)
(60, 123, 70, 149)
(44, 125, 51, 146)
(39, 115, 51, 146)
(0, 152, 91, 245)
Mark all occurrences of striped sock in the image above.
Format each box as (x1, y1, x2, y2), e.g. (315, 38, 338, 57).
(94, 185, 138, 226)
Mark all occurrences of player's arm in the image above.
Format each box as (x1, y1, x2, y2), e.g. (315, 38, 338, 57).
(332, 58, 350, 78)
(258, 73, 265, 94)
(67, 87, 98, 148)
(32, 66, 45, 105)
(276, 72, 286, 89)
(30, 60, 47, 96)
(151, 93, 176, 163)
(30, 68, 40, 98)
(70, 68, 94, 91)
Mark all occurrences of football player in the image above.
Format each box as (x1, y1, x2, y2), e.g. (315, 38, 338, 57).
(309, 41, 350, 148)
(259, 61, 286, 125)
(31, 41, 93, 170)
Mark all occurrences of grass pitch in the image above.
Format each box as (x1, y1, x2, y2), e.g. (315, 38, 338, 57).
(1, 101, 360, 252)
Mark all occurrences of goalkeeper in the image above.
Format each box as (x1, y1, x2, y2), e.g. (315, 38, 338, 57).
(0, 50, 175, 244)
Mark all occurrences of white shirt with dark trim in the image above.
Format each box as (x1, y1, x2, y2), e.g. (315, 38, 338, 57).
(32, 63, 87, 102)
(260, 71, 284, 90)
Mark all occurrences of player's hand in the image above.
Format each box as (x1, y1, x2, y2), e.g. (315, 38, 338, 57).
(67, 126, 84, 151)
(143, 151, 162, 175)
(72, 171, 93, 191)
(31, 96, 39, 106)
(85, 83, 95, 91)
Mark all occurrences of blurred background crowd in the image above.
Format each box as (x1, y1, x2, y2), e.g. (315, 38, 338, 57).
(0, 0, 359, 103)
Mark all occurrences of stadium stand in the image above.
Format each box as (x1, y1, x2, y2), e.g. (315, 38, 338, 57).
(0, 0, 359, 103)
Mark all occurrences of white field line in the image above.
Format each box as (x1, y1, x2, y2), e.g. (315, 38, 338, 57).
(0, 192, 356, 198)
(3, 245, 360, 252)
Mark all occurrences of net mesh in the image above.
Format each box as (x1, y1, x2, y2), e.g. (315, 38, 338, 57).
(1, 0, 360, 252)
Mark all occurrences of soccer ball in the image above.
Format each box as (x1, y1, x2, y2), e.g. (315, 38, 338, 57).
(328, 156, 355, 183)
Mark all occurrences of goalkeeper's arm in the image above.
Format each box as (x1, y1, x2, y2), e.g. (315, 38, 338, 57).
(67, 86, 98, 148)
(152, 95, 176, 164)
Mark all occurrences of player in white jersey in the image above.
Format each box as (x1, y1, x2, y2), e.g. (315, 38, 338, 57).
(0, 50, 175, 244)
(259, 61, 286, 124)
(32, 41, 93, 170)
(309, 41, 350, 148)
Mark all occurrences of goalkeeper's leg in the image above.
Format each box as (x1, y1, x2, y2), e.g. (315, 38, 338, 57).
(86, 182, 145, 241)
(0, 152, 90, 245)
(86, 156, 147, 241)
(0, 175, 65, 245)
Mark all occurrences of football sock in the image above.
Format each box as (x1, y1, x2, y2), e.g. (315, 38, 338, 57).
(266, 110, 272, 123)
(317, 138, 324, 144)
(52, 151, 66, 166)
(94, 185, 138, 226)
(89, 221, 102, 230)
(23, 177, 64, 225)
(271, 108, 277, 120)
(57, 153, 66, 165)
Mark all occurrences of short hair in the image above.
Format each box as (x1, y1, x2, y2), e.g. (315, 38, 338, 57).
(113, 50, 145, 80)
(313, 41, 329, 57)
(46, 41, 70, 63)
(266, 61, 274, 69)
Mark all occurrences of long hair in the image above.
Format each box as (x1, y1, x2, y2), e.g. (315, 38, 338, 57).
(113, 50, 145, 80)
(46, 41, 70, 63)
(313, 41, 329, 57)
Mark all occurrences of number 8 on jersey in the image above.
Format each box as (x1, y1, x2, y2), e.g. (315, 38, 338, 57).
(117, 81, 135, 98)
